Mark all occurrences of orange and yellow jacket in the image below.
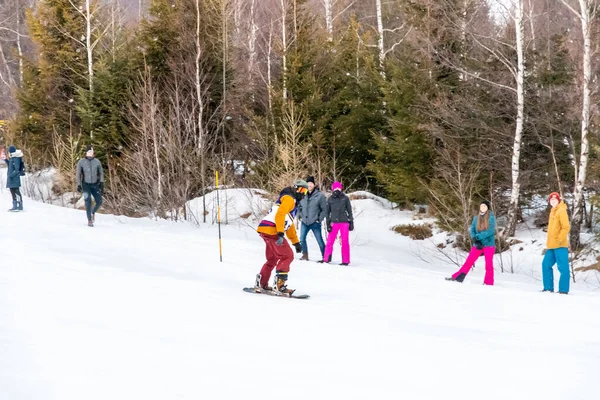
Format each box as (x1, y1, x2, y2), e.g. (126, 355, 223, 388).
(547, 201, 570, 249)
(257, 187, 300, 244)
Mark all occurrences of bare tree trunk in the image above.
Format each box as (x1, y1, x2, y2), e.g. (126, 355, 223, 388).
(324, 0, 333, 42)
(195, 0, 207, 223)
(16, 1, 23, 86)
(280, 0, 288, 100)
(561, 0, 595, 248)
(248, 0, 257, 98)
(506, 0, 525, 237)
(267, 19, 274, 118)
(85, 0, 94, 93)
(195, 0, 205, 153)
(376, 0, 385, 75)
(0, 44, 14, 87)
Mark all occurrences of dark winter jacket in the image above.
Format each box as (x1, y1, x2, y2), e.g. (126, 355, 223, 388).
(470, 212, 496, 248)
(76, 157, 104, 185)
(326, 191, 353, 226)
(298, 188, 327, 226)
(6, 150, 25, 189)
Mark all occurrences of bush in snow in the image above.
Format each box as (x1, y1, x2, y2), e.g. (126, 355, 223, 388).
(392, 223, 433, 240)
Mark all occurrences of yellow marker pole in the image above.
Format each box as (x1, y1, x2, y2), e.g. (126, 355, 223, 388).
(216, 171, 223, 262)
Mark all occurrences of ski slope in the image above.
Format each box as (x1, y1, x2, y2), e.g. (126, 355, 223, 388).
(1, 188, 599, 400)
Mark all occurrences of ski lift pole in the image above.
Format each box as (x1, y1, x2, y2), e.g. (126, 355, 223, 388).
(216, 170, 223, 262)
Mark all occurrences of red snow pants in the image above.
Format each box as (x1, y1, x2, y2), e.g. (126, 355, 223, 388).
(259, 233, 294, 288)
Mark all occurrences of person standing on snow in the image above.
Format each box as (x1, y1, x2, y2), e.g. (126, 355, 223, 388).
(541, 192, 571, 294)
(320, 181, 354, 266)
(298, 176, 327, 261)
(254, 180, 308, 295)
(446, 200, 496, 285)
(76, 146, 104, 227)
(6, 145, 25, 212)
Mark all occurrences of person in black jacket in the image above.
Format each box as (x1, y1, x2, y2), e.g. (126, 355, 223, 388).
(319, 181, 354, 265)
(5, 145, 25, 212)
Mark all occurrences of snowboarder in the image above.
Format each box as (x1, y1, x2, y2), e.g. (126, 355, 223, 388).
(541, 192, 571, 294)
(446, 200, 496, 285)
(254, 179, 308, 295)
(76, 146, 104, 227)
(298, 176, 327, 261)
(5, 145, 25, 212)
(320, 181, 354, 266)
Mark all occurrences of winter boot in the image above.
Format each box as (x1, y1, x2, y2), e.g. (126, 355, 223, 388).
(254, 274, 272, 293)
(273, 272, 294, 296)
(340, 263, 349, 266)
(301, 252, 309, 261)
(88, 220, 94, 227)
(8, 201, 17, 212)
(445, 273, 466, 283)
(540, 289, 554, 293)
(17, 200, 23, 211)
(558, 291, 569, 295)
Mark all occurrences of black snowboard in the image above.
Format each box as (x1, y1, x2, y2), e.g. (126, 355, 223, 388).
(242, 287, 310, 299)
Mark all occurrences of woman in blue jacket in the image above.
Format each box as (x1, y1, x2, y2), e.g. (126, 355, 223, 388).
(5, 145, 25, 212)
(446, 200, 496, 285)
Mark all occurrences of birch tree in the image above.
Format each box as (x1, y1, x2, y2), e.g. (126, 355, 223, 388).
(65, 0, 110, 94)
(375, 0, 411, 77)
(560, 0, 597, 248)
(506, 0, 526, 237)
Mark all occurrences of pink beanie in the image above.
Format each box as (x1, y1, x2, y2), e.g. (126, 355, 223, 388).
(332, 181, 343, 191)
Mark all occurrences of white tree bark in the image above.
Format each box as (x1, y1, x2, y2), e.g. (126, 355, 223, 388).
(324, 0, 333, 42)
(280, 0, 288, 100)
(560, 0, 595, 247)
(16, 0, 23, 86)
(376, 0, 384, 73)
(248, 0, 257, 92)
(506, 0, 525, 237)
(267, 19, 274, 116)
(195, 0, 205, 152)
(85, 0, 94, 93)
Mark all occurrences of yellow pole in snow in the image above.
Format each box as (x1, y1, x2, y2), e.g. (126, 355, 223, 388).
(216, 171, 223, 262)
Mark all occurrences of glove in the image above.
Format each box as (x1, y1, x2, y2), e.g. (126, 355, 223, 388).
(474, 240, 483, 250)
(349, 221, 354, 231)
(327, 224, 332, 233)
(293, 243, 303, 253)
(77, 185, 82, 193)
(99, 182, 104, 195)
(276, 232, 285, 246)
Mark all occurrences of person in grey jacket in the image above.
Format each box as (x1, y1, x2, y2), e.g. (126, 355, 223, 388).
(320, 181, 354, 265)
(298, 176, 327, 260)
(76, 146, 104, 227)
(5, 145, 25, 212)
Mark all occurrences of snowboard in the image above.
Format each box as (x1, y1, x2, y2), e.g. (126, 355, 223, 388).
(242, 287, 310, 299)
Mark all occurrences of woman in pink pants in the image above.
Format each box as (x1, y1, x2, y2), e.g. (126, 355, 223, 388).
(446, 200, 496, 285)
(319, 181, 354, 266)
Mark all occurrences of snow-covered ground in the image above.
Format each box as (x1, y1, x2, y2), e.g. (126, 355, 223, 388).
(1, 186, 600, 400)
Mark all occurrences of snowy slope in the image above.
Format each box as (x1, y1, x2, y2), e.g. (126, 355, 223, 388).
(1, 187, 600, 400)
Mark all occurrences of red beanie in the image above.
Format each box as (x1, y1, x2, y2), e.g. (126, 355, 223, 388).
(549, 192, 561, 202)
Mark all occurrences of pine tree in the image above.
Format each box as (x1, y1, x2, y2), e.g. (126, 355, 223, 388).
(15, 1, 88, 163)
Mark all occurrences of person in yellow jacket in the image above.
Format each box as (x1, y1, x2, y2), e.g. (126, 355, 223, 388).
(254, 180, 309, 295)
(542, 192, 571, 294)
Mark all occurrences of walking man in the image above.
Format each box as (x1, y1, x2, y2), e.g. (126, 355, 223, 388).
(298, 176, 327, 260)
(76, 146, 104, 227)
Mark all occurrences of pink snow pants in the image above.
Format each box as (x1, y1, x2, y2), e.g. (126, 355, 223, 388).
(323, 222, 350, 264)
(452, 246, 495, 285)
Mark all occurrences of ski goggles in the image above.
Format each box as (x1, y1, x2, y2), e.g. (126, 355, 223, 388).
(296, 186, 308, 196)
